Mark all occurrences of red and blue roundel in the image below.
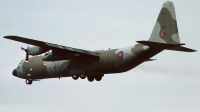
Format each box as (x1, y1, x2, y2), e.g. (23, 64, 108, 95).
(117, 51, 124, 58)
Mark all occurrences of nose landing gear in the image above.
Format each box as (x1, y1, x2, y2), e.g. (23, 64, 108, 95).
(25, 79, 32, 85)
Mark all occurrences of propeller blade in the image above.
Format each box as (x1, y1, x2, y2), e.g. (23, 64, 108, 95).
(21, 47, 26, 51)
(25, 51, 29, 61)
(21, 46, 30, 62)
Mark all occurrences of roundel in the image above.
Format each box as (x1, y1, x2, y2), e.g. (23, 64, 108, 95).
(117, 51, 124, 58)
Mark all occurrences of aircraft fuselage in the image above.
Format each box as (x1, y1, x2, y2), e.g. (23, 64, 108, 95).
(8, 1, 195, 85)
(13, 44, 161, 81)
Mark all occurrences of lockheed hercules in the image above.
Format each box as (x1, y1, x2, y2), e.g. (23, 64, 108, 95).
(4, 1, 196, 85)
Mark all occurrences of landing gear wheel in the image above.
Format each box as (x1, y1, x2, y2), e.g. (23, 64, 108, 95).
(25, 79, 32, 85)
(87, 76, 94, 82)
(80, 74, 86, 79)
(95, 76, 102, 81)
(72, 75, 79, 80)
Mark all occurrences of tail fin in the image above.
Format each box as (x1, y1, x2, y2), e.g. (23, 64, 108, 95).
(149, 1, 180, 44)
(138, 1, 196, 52)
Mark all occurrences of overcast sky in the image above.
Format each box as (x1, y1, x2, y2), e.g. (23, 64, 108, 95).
(0, 0, 200, 112)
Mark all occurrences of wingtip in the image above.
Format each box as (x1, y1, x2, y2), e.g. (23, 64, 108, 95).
(4, 35, 12, 38)
(3, 35, 18, 39)
(193, 50, 197, 52)
(3, 35, 8, 38)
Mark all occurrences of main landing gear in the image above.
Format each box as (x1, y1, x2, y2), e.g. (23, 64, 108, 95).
(25, 79, 32, 85)
(87, 75, 102, 82)
(80, 74, 87, 79)
(72, 75, 79, 80)
(72, 74, 87, 80)
(72, 74, 103, 82)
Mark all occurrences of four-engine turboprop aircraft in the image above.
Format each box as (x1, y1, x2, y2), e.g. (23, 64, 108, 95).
(4, 1, 196, 85)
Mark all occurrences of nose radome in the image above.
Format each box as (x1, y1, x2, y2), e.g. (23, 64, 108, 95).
(12, 69, 17, 76)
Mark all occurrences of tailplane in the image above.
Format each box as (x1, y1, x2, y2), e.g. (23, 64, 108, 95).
(137, 41, 196, 52)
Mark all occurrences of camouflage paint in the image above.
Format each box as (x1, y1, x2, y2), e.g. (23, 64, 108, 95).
(7, 2, 195, 83)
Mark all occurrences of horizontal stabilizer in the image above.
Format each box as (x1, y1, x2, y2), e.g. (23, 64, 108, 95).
(166, 46, 196, 52)
(137, 41, 184, 48)
(137, 41, 196, 52)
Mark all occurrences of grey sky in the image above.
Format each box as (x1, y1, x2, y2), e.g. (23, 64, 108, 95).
(0, 0, 200, 112)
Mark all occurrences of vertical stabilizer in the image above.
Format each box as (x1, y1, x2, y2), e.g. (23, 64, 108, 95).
(149, 1, 180, 44)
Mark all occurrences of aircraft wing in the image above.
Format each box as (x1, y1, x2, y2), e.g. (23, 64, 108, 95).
(4, 35, 99, 58)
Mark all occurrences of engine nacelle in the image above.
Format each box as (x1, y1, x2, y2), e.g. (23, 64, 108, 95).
(27, 46, 49, 55)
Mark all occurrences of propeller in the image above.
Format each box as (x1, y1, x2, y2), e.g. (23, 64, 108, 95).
(21, 46, 29, 62)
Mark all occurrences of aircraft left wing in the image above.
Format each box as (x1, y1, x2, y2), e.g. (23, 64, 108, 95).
(4, 35, 99, 59)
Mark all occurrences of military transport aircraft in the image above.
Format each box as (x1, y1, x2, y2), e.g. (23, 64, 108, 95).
(4, 1, 196, 85)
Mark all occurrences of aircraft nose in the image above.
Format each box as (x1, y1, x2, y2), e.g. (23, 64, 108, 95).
(12, 69, 17, 77)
